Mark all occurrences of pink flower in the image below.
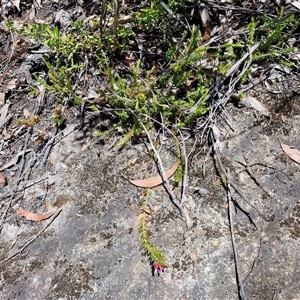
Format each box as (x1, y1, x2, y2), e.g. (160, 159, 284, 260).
(153, 261, 167, 275)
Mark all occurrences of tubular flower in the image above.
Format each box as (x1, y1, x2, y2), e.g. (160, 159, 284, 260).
(153, 261, 167, 275)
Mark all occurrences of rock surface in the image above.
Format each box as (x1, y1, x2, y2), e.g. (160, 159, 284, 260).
(1, 87, 300, 299)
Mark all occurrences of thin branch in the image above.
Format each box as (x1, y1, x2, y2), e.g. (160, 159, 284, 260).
(39, 127, 58, 169)
(135, 114, 186, 219)
(227, 168, 247, 300)
(211, 130, 266, 221)
(0, 209, 62, 265)
(177, 128, 188, 205)
(0, 113, 13, 129)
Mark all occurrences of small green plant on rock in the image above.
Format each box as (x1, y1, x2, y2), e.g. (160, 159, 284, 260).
(139, 189, 168, 275)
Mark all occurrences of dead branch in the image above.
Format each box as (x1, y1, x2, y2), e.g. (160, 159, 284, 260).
(0, 209, 62, 265)
(211, 130, 266, 221)
(227, 168, 247, 300)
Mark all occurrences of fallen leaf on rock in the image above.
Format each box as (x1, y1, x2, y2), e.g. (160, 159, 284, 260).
(17, 208, 56, 221)
(279, 139, 300, 164)
(247, 96, 271, 117)
(127, 160, 180, 188)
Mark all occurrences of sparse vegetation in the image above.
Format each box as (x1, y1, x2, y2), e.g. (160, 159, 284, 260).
(2, 1, 300, 276)
(10, 4, 297, 136)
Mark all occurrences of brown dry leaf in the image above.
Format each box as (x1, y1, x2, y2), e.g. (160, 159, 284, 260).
(85, 97, 107, 104)
(140, 206, 153, 215)
(13, 38, 26, 49)
(158, 103, 170, 109)
(199, 5, 210, 27)
(2, 126, 10, 140)
(245, 96, 271, 117)
(279, 139, 300, 164)
(0, 173, 6, 187)
(0, 173, 5, 184)
(29, 6, 36, 19)
(17, 208, 56, 221)
(128, 159, 180, 188)
(202, 25, 211, 42)
(182, 203, 193, 229)
(290, 51, 300, 60)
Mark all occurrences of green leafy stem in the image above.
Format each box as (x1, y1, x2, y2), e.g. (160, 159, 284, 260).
(139, 189, 168, 274)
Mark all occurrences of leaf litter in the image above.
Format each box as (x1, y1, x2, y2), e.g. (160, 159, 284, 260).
(17, 207, 56, 221)
(127, 159, 180, 188)
(279, 139, 300, 164)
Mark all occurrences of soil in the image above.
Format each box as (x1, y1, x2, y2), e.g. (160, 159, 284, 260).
(1, 1, 300, 300)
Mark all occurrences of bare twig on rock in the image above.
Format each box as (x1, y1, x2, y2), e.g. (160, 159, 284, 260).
(227, 168, 247, 300)
(0, 209, 62, 265)
(211, 130, 266, 222)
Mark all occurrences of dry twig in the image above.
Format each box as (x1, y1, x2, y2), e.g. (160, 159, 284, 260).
(211, 130, 266, 222)
(0, 209, 62, 265)
(227, 168, 247, 300)
(136, 115, 186, 219)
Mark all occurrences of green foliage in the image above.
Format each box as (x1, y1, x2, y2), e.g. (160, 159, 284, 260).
(33, 58, 82, 105)
(167, 0, 194, 9)
(174, 164, 183, 182)
(18, 8, 212, 138)
(139, 190, 168, 270)
(136, 1, 163, 29)
(21, 21, 133, 64)
(15, 4, 299, 145)
(248, 7, 299, 62)
(248, 17, 260, 46)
